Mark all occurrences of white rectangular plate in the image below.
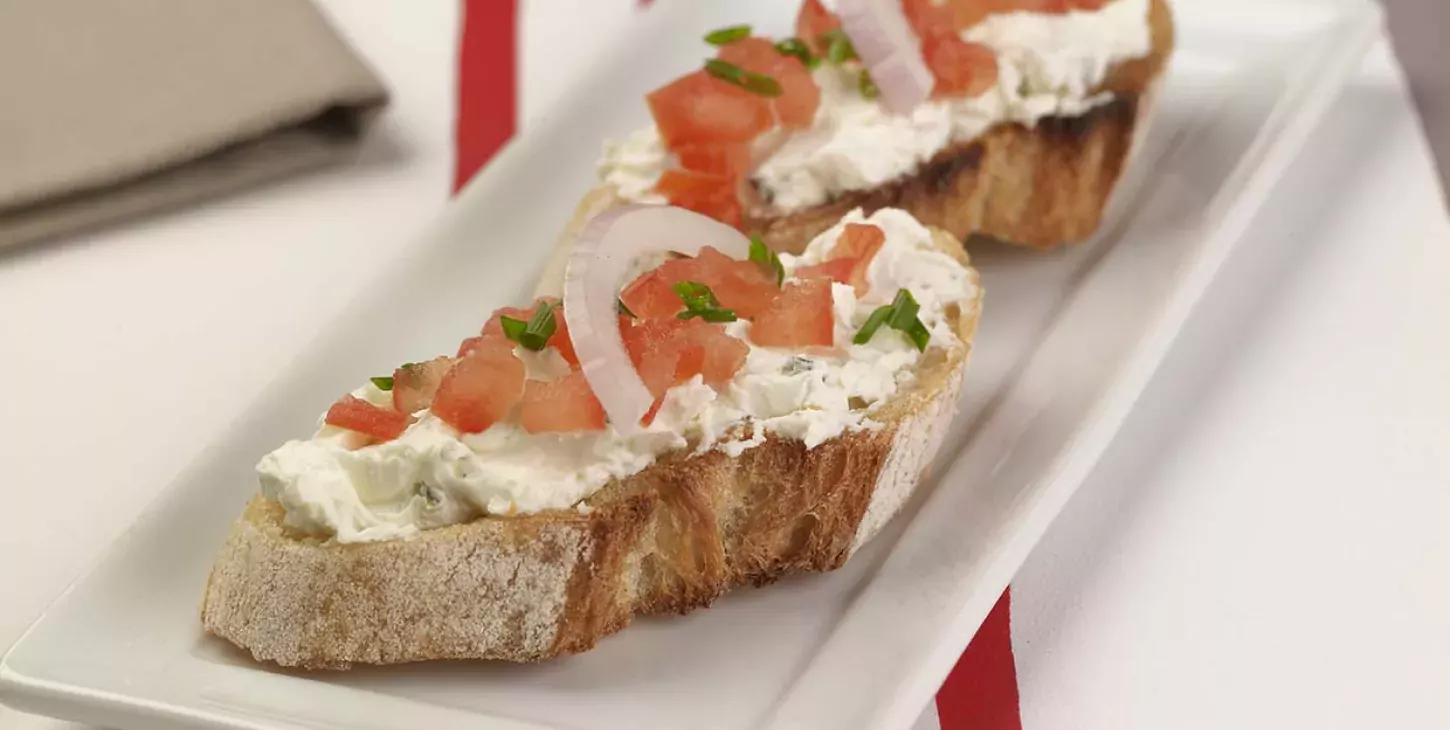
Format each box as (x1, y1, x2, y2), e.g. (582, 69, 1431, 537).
(0, 1, 1381, 729)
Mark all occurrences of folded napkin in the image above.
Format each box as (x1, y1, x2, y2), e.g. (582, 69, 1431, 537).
(0, 0, 389, 249)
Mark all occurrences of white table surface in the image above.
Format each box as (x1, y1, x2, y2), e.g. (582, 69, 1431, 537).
(1, 3, 1446, 728)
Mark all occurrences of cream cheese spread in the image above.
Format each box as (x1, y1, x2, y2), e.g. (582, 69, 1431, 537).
(599, 0, 1152, 212)
(258, 208, 974, 543)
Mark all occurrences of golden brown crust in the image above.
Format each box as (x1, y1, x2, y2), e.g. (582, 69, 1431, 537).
(202, 232, 980, 669)
(744, 0, 1175, 253)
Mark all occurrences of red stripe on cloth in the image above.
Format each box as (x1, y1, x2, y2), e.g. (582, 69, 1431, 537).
(454, 0, 518, 193)
(935, 589, 1023, 730)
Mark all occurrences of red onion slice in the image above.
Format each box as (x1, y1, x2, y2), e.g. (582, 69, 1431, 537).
(838, 0, 935, 114)
(562, 205, 751, 434)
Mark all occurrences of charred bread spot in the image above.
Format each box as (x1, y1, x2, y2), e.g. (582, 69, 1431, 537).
(923, 143, 985, 194)
(1037, 95, 1138, 142)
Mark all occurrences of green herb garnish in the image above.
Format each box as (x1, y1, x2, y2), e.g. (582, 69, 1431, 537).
(775, 38, 819, 69)
(705, 24, 752, 46)
(749, 235, 785, 286)
(617, 298, 636, 319)
(704, 59, 783, 97)
(899, 318, 931, 351)
(887, 289, 920, 330)
(852, 289, 932, 351)
(500, 301, 559, 351)
(821, 29, 857, 65)
(672, 281, 738, 323)
(859, 70, 879, 99)
(370, 376, 395, 391)
(853, 305, 895, 346)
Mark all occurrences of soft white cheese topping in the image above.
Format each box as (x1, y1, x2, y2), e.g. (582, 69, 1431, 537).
(599, 0, 1151, 212)
(258, 208, 974, 543)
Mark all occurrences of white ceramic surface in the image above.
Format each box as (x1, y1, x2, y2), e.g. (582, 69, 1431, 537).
(0, 1, 1384, 729)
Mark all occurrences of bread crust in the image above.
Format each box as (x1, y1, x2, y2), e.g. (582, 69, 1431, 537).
(203, 230, 982, 669)
(744, 0, 1174, 253)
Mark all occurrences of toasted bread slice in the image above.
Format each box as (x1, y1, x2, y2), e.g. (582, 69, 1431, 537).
(201, 224, 982, 669)
(597, 0, 1174, 255)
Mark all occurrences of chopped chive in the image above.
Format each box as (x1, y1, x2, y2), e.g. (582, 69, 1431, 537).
(617, 298, 636, 319)
(902, 319, 931, 351)
(853, 305, 895, 345)
(704, 59, 783, 97)
(686, 308, 740, 323)
(822, 30, 857, 65)
(852, 289, 932, 351)
(672, 280, 714, 305)
(887, 290, 920, 331)
(859, 70, 880, 99)
(775, 38, 818, 69)
(523, 301, 559, 350)
(370, 376, 395, 391)
(672, 280, 738, 323)
(704, 24, 752, 46)
(749, 235, 785, 286)
(499, 315, 528, 341)
(501, 301, 559, 351)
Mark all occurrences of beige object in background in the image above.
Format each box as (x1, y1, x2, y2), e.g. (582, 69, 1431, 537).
(0, 0, 389, 249)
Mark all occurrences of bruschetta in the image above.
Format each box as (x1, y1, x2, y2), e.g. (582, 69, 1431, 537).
(202, 205, 983, 668)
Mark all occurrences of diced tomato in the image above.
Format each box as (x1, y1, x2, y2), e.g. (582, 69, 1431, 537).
(666, 315, 749, 388)
(623, 317, 747, 394)
(391, 356, 453, 415)
(673, 339, 707, 383)
(474, 299, 576, 365)
(325, 395, 409, 442)
(652, 246, 779, 320)
(944, 0, 993, 30)
(647, 70, 774, 149)
(620, 315, 748, 425)
(456, 335, 492, 358)
(750, 278, 835, 349)
(519, 372, 606, 433)
(687, 247, 780, 318)
(796, 223, 885, 295)
(922, 33, 999, 98)
(430, 340, 524, 433)
(716, 37, 820, 129)
(640, 396, 666, 427)
(551, 310, 579, 367)
(834, 223, 886, 261)
(796, 257, 856, 286)
(1012, 0, 1073, 12)
(675, 142, 752, 179)
(622, 318, 686, 399)
(654, 169, 743, 229)
(902, 0, 958, 39)
(693, 323, 749, 387)
(796, 0, 842, 56)
(621, 268, 685, 320)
